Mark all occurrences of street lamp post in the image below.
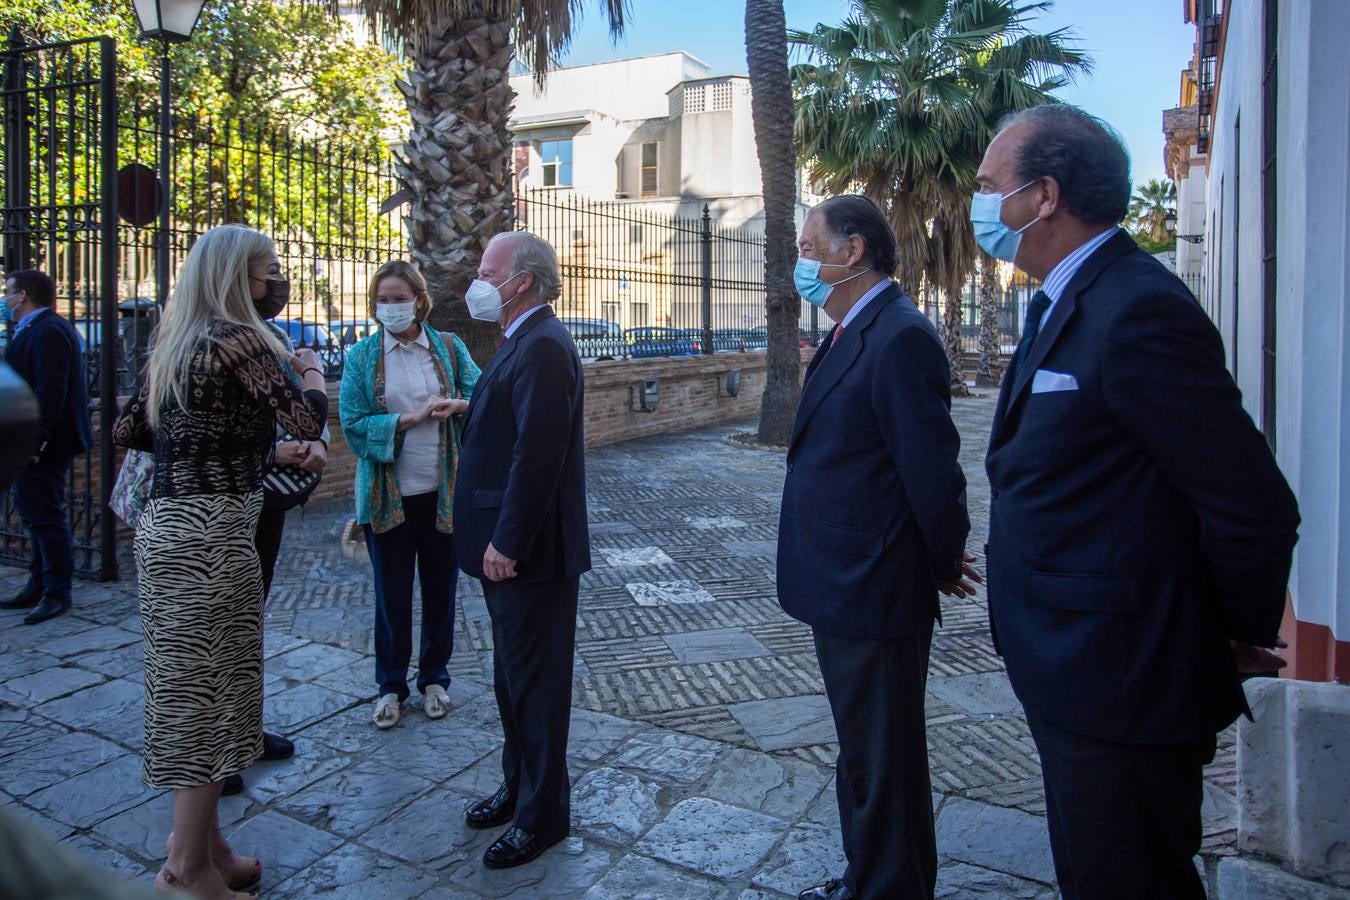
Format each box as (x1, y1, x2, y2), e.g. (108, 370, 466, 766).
(131, 0, 206, 307)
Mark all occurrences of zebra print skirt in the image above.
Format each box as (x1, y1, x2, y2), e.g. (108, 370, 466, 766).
(134, 490, 266, 789)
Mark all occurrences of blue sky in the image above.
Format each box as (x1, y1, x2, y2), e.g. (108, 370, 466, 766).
(553, 0, 1193, 186)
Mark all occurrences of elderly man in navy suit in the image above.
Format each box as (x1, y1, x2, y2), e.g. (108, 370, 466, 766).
(2, 270, 93, 625)
(453, 231, 590, 870)
(778, 196, 977, 900)
(977, 105, 1300, 898)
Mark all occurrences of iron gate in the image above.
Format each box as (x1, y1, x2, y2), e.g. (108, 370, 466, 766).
(1, 36, 119, 580)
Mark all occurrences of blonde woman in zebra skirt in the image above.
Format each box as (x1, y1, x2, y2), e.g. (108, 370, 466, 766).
(113, 224, 327, 899)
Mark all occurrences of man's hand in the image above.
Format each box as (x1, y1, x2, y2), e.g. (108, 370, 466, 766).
(297, 440, 327, 473)
(1232, 636, 1288, 676)
(273, 440, 308, 466)
(483, 542, 518, 583)
(938, 552, 984, 599)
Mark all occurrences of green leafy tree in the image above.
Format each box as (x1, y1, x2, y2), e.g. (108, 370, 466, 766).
(791, 0, 1089, 391)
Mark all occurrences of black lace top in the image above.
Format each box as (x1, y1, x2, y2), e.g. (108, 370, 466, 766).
(112, 322, 328, 499)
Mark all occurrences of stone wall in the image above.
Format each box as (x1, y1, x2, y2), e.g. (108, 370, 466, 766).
(308, 347, 814, 505)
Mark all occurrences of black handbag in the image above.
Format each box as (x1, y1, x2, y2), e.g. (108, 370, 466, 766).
(262, 433, 322, 513)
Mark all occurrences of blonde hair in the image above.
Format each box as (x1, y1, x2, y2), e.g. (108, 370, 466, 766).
(146, 224, 292, 427)
(367, 259, 432, 324)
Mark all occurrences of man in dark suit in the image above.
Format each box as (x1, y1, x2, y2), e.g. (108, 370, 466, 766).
(779, 196, 976, 900)
(2, 270, 93, 625)
(978, 105, 1299, 898)
(453, 231, 590, 870)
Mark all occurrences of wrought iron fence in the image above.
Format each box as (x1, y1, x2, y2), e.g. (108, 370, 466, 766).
(514, 188, 768, 361)
(921, 268, 1040, 357)
(1, 36, 118, 579)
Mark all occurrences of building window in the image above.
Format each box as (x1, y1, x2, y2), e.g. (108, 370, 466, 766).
(711, 82, 732, 111)
(631, 301, 650, 326)
(683, 85, 705, 114)
(539, 139, 572, 187)
(601, 301, 621, 324)
(640, 142, 658, 198)
(1260, 0, 1278, 450)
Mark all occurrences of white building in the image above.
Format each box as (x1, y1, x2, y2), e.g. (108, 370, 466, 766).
(509, 51, 804, 229)
(1167, 0, 1350, 893)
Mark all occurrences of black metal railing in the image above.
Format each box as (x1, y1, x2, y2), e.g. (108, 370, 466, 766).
(0, 35, 118, 580)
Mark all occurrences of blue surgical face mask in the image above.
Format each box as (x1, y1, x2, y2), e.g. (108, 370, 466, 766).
(794, 257, 867, 308)
(970, 180, 1040, 262)
(0, 295, 13, 323)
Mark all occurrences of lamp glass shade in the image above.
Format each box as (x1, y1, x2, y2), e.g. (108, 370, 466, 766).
(1163, 210, 1177, 230)
(133, 0, 208, 41)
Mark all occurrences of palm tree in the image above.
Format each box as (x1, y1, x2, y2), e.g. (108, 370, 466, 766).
(1129, 178, 1176, 243)
(974, 251, 1001, 386)
(791, 0, 1088, 391)
(354, 0, 627, 362)
(745, 0, 801, 446)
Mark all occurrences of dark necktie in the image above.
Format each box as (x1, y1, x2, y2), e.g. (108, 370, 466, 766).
(1012, 290, 1052, 373)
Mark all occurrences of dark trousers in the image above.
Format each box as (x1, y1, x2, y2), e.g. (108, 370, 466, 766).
(255, 504, 286, 600)
(483, 575, 578, 834)
(814, 622, 937, 900)
(362, 492, 457, 701)
(13, 457, 74, 600)
(1028, 716, 1215, 900)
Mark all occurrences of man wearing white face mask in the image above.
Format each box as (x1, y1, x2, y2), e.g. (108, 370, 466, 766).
(978, 105, 1299, 898)
(778, 196, 976, 900)
(453, 231, 590, 871)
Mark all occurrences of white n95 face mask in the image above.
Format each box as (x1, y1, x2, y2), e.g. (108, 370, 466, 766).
(465, 271, 524, 322)
(376, 301, 416, 333)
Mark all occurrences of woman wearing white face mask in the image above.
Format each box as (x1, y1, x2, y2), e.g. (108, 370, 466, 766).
(339, 260, 480, 728)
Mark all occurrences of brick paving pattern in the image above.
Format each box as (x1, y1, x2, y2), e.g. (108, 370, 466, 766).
(0, 393, 1238, 897)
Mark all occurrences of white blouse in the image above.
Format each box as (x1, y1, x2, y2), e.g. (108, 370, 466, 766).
(383, 328, 442, 497)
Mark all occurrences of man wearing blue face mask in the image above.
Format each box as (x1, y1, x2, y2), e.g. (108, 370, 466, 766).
(978, 105, 1299, 898)
(778, 196, 977, 900)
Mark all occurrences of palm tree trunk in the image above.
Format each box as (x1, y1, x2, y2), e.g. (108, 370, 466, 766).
(942, 290, 969, 397)
(396, 11, 517, 364)
(745, 0, 801, 446)
(975, 252, 1000, 387)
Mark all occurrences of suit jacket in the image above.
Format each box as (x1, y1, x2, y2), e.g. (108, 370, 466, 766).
(777, 283, 970, 639)
(4, 308, 93, 460)
(985, 230, 1300, 744)
(453, 307, 591, 583)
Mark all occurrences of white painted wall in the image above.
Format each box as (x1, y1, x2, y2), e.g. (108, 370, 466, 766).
(1203, 0, 1350, 638)
(511, 53, 710, 123)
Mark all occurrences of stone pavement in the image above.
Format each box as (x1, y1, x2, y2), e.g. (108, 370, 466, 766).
(0, 393, 1239, 898)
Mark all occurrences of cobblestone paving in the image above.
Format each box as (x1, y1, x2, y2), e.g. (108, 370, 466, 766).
(0, 393, 1238, 897)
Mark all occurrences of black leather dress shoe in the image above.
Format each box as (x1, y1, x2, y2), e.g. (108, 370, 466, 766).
(0, 585, 42, 609)
(798, 878, 852, 900)
(465, 782, 517, 829)
(221, 773, 244, 796)
(261, 731, 295, 761)
(482, 824, 569, 870)
(23, 595, 71, 625)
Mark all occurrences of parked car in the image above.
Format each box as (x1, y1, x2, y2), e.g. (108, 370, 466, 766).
(333, 318, 379, 347)
(276, 319, 342, 377)
(625, 326, 702, 358)
(560, 317, 623, 361)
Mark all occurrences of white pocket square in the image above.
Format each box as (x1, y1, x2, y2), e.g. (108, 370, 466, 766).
(1031, 369, 1078, 394)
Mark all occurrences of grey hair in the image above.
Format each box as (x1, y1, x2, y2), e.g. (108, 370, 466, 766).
(997, 104, 1131, 227)
(487, 231, 562, 304)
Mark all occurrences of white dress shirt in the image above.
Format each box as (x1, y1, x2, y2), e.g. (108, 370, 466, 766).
(504, 304, 547, 340)
(839, 278, 892, 329)
(1037, 226, 1119, 328)
(383, 327, 442, 497)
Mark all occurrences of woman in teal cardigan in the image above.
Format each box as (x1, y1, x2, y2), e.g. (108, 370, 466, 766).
(339, 260, 480, 729)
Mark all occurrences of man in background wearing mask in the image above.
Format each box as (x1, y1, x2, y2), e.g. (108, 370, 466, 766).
(1, 270, 93, 625)
(778, 196, 976, 900)
(977, 105, 1299, 897)
(453, 231, 590, 870)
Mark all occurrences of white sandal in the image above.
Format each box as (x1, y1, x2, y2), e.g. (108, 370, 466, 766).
(423, 684, 450, 719)
(373, 693, 401, 729)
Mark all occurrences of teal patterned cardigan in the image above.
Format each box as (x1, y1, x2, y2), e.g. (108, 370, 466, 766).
(339, 326, 480, 534)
